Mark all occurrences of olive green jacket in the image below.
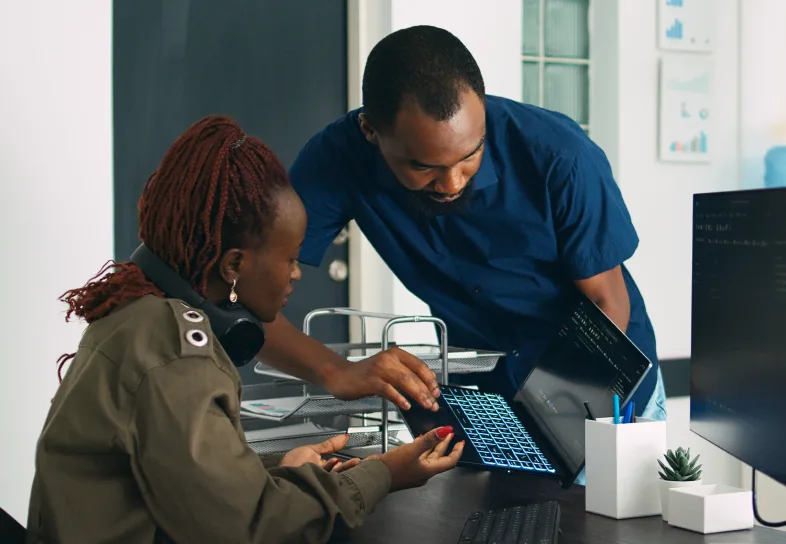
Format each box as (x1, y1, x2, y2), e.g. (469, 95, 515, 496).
(27, 295, 390, 543)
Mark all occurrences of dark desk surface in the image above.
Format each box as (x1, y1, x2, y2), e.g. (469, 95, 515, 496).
(332, 469, 786, 544)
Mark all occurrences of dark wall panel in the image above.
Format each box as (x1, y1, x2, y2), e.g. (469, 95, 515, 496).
(113, 1, 350, 368)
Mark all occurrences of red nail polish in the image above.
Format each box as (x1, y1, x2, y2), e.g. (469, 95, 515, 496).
(436, 426, 453, 439)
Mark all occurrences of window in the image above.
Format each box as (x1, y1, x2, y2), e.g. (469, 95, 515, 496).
(522, 0, 590, 133)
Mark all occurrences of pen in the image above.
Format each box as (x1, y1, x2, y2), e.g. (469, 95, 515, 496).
(583, 401, 596, 421)
(623, 401, 633, 424)
(631, 401, 636, 423)
(613, 394, 620, 424)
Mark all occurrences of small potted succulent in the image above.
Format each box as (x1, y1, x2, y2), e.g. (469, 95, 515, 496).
(658, 447, 703, 521)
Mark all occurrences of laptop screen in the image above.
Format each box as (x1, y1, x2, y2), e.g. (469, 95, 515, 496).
(514, 295, 653, 474)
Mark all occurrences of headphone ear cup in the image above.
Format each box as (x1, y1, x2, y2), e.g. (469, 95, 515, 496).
(210, 315, 265, 368)
(131, 244, 264, 367)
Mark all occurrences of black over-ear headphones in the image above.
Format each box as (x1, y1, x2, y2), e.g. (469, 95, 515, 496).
(130, 244, 264, 367)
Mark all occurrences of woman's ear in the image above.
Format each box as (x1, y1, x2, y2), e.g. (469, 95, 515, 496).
(219, 249, 245, 284)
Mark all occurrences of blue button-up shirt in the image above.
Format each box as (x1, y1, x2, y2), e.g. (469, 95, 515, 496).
(289, 95, 658, 409)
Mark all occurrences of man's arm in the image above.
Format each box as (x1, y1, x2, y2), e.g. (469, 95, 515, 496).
(258, 312, 348, 387)
(574, 266, 630, 332)
(258, 313, 440, 411)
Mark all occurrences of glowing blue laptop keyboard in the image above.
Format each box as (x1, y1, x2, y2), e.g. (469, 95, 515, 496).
(441, 387, 556, 473)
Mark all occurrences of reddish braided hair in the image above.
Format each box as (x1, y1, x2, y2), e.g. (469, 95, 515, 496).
(57, 115, 291, 380)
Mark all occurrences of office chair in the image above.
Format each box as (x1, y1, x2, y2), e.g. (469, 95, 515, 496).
(0, 506, 25, 543)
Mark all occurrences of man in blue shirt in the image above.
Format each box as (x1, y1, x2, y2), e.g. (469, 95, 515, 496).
(261, 26, 666, 452)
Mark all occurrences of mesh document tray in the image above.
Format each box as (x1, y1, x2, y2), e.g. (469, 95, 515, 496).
(245, 425, 409, 457)
(240, 395, 383, 421)
(254, 343, 503, 381)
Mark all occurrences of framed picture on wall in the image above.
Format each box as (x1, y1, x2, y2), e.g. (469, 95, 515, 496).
(658, 57, 714, 163)
(657, 0, 716, 53)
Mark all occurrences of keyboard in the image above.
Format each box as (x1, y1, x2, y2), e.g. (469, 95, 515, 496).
(457, 501, 561, 544)
(441, 387, 556, 473)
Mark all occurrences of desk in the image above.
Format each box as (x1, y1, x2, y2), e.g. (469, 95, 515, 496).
(332, 469, 786, 544)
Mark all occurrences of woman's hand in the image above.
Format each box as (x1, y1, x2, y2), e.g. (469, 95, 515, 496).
(280, 434, 361, 473)
(378, 426, 464, 491)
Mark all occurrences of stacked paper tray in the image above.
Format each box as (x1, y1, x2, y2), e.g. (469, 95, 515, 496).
(245, 424, 409, 457)
(254, 343, 503, 381)
(240, 395, 384, 422)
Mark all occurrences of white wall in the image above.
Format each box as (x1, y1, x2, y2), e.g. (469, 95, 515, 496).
(739, 0, 786, 189)
(591, 0, 741, 361)
(348, 0, 523, 345)
(0, 0, 114, 524)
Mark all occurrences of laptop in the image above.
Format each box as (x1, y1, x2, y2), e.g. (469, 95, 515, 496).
(399, 294, 653, 488)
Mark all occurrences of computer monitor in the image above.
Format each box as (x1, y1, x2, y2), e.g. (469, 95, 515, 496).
(691, 188, 786, 486)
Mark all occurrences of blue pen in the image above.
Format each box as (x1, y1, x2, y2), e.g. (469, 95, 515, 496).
(623, 401, 633, 424)
(613, 394, 620, 424)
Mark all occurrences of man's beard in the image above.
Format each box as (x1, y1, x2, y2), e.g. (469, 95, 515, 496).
(407, 177, 475, 218)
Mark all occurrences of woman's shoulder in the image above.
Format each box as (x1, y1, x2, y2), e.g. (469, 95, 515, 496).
(82, 295, 232, 376)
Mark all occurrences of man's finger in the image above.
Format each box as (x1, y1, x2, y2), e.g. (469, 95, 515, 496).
(380, 383, 412, 411)
(312, 433, 350, 455)
(391, 348, 440, 396)
(382, 363, 436, 412)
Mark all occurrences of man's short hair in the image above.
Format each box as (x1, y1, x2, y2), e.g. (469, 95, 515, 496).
(362, 25, 486, 131)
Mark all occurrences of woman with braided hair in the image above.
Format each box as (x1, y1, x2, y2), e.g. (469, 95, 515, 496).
(27, 116, 463, 544)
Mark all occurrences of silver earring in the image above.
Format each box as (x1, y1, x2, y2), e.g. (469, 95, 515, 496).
(229, 279, 238, 303)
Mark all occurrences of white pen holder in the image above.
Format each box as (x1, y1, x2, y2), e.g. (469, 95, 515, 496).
(585, 417, 667, 519)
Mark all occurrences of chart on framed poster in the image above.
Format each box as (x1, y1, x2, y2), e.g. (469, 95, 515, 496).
(658, 0, 716, 53)
(659, 57, 714, 163)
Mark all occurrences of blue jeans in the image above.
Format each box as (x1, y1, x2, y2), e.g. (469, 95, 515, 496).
(573, 367, 667, 486)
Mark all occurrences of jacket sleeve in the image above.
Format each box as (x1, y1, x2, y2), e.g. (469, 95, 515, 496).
(260, 453, 285, 469)
(129, 357, 390, 544)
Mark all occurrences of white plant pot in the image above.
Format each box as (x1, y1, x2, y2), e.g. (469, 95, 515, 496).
(660, 479, 703, 521)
